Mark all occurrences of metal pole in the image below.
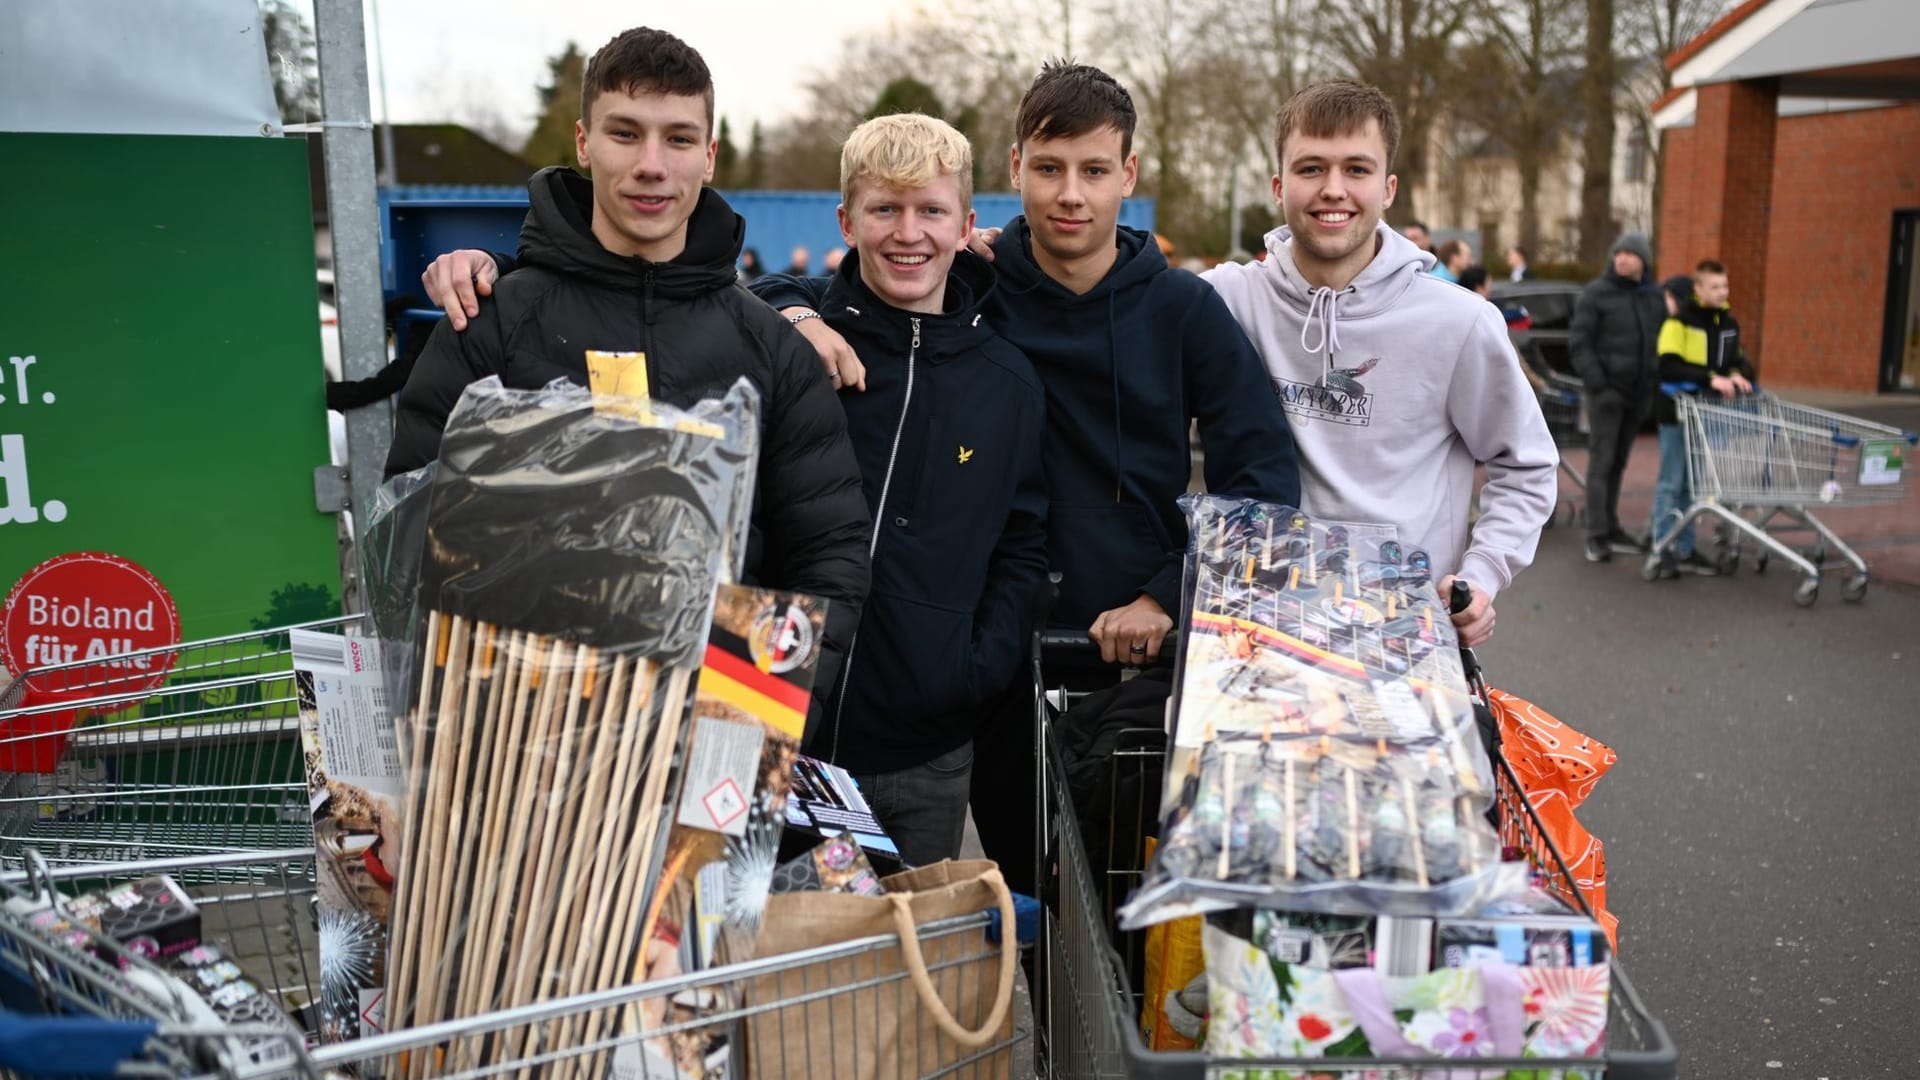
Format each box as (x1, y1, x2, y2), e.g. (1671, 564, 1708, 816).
(313, 0, 393, 610)
(368, 0, 399, 186)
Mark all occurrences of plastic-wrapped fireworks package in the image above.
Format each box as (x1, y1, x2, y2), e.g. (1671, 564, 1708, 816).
(1120, 495, 1521, 928)
(381, 375, 758, 1074)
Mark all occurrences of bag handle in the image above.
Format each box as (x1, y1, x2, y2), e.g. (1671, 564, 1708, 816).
(1333, 963, 1529, 1059)
(886, 867, 1018, 1049)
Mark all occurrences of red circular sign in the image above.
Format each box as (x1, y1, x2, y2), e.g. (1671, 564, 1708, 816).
(2, 551, 182, 693)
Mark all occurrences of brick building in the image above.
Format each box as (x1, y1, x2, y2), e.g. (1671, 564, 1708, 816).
(1652, 0, 1920, 393)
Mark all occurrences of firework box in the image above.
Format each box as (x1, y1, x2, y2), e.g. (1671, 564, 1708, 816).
(12, 874, 200, 967)
(668, 585, 829, 969)
(290, 628, 402, 1045)
(168, 942, 308, 1070)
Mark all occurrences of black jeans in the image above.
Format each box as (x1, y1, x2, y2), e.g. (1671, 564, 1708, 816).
(1585, 388, 1647, 540)
(852, 741, 974, 868)
(968, 678, 1041, 895)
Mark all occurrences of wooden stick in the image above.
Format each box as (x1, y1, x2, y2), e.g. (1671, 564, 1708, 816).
(630, 666, 695, 931)
(455, 632, 541, 1025)
(443, 630, 532, 1071)
(553, 655, 653, 1069)
(513, 651, 624, 1071)
(401, 613, 470, 1073)
(384, 609, 440, 1043)
(575, 660, 662, 1076)
(501, 643, 591, 1014)
(393, 612, 464, 1036)
(418, 619, 491, 1028)
(484, 636, 568, 1017)
(609, 666, 695, 1046)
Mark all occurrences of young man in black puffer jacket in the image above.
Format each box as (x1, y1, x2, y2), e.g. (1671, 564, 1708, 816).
(749, 115, 1048, 866)
(385, 28, 870, 719)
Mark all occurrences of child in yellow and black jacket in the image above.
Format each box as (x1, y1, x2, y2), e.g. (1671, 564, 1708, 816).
(1648, 263, 1754, 577)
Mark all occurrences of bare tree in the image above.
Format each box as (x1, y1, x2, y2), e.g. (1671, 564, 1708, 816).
(1457, 0, 1583, 255)
(258, 0, 319, 125)
(1577, 0, 1615, 266)
(1314, 0, 1474, 227)
(1092, 0, 1216, 245)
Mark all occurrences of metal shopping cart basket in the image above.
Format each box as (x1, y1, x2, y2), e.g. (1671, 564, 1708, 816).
(1535, 374, 1591, 528)
(1647, 390, 1918, 605)
(0, 621, 1027, 1079)
(1031, 636, 1678, 1079)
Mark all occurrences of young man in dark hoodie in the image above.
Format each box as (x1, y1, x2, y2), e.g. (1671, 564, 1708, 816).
(1647, 260, 1752, 578)
(746, 113, 1047, 864)
(385, 28, 871, 716)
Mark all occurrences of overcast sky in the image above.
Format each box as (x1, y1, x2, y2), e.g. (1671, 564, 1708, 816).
(345, 0, 909, 141)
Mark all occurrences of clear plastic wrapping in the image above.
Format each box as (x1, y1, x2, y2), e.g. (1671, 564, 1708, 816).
(1120, 496, 1522, 928)
(381, 376, 760, 1071)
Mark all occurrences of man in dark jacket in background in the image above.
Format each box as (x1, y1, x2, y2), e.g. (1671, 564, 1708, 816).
(749, 113, 1047, 865)
(1570, 232, 1664, 564)
(386, 28, 871, 715)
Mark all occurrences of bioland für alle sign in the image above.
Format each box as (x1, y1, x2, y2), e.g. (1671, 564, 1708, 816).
(1, 551, 181, 683)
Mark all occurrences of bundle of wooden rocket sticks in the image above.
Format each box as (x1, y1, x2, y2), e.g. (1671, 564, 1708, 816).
(379, 376, 757, 1076)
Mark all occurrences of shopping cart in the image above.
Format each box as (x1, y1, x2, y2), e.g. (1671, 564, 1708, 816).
(1645, 390, 1918, 605)
(0, 617, 361, 869)
(1032, 631, 1679, 1079)
(1534, 374, 1591, 528)
(0, 621, 1027, 1080)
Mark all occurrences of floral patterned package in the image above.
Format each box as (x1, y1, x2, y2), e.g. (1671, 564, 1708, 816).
(1202, 911, 1609, 1075)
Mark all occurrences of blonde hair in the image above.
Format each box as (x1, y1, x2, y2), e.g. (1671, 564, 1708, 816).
(839, 113, 973, 210)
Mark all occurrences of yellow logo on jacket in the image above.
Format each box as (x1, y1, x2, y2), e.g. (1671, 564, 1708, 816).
(957, 446, 975, 464)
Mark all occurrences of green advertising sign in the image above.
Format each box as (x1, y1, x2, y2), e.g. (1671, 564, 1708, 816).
(0, 132, 340, 674)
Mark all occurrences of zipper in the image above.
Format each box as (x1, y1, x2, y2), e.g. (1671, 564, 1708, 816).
(829, 316, 920, 764)
(641, 269, 658, 389)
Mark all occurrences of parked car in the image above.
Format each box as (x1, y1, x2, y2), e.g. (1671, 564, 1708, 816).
(1491, 280, 1582, 384)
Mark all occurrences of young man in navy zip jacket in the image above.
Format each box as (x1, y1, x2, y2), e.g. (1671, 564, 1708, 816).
(748, 114, 1048, 865)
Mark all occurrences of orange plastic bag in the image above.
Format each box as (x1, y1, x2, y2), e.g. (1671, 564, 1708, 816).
(1487, 688, 1620, 948)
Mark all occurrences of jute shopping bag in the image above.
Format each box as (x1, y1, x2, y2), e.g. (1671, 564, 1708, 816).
(744, 859, 1017, 1080)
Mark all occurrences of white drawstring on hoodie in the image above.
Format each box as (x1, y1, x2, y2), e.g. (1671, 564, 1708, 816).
(1300, 285, 1346, 383)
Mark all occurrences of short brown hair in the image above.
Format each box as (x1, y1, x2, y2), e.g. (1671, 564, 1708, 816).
(1436, 239, 1469, 266)
(1272, 79, 1401, 171)
(582, 28, 714, 136)
(1695, 258, 1727, 275)
(1015, 60, 1136, 159)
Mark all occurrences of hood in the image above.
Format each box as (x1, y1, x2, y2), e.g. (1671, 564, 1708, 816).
(517, 166, 743, 297)
(1250, 222, 1432, 387)
(820, 247, 998, 361)
(1610, 231, 1653, 267)
(989, 218, 1166, 303)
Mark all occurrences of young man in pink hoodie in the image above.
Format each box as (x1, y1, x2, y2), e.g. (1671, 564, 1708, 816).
(1202, 80, 1558, 645)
